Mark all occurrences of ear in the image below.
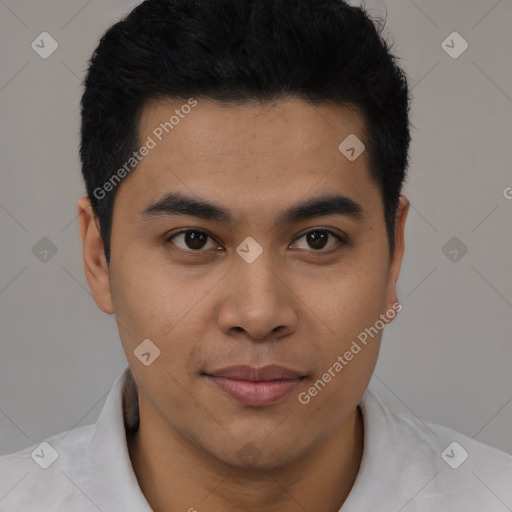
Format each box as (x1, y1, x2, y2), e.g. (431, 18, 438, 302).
(77, 196, 113, 314)
(383, 195, 409, 322)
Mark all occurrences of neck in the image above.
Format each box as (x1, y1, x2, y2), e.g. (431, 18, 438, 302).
(127, 398, 363, 512)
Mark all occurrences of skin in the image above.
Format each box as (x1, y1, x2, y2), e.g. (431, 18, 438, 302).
(78, 97, 409, 512)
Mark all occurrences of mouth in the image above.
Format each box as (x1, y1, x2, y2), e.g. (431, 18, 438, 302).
(203, 365, 307, 407)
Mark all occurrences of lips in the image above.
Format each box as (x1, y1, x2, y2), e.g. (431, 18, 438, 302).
(206, 365, 304, 381)
(204, 365, 306, 407)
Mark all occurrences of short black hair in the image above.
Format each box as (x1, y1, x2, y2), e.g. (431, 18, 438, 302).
(80, 0, 411, 265)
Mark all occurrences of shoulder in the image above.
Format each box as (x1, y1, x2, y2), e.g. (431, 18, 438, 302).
(404, 412, 511, 509)
(0, 367, 144, 512)
(389, 401, 512, 476)
(0, 425, 94, 512)
(353, 389, 512, 511)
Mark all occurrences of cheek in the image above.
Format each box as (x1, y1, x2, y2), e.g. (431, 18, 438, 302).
(311, 285, 384, 396)
(298, 304, 384, 433)
(309, 254, 389, 339)
(300, 249, 389, 394)
(109, 250, 216, 373)
(110, 246, 191, 331)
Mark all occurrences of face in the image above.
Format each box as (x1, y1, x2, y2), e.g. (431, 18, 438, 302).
(79, 97, 408, 469)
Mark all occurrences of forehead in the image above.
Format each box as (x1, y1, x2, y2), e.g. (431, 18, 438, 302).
(138, 96, 367, 161)
(116, 97, 380, 218)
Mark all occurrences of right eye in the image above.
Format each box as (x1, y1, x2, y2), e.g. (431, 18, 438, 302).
(166, 229, 222, 253)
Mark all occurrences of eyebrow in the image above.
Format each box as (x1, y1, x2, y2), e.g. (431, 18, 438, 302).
(139, 191, 365, 226)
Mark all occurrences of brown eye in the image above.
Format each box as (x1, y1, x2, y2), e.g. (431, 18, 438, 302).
(167, 230, 217, 251)
(292, 229, 344, 252)
(306, 231, 329, 250)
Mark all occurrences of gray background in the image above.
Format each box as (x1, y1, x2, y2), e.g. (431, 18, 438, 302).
(0, 0, 511, 457)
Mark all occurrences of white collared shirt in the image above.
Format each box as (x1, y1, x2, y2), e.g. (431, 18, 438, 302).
(1, 366, 511, 511)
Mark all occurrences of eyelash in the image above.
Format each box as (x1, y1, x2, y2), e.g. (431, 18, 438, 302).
(165, 228, 348, 255)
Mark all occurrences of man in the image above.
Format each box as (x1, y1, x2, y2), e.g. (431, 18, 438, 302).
(1, 0, 510, 510)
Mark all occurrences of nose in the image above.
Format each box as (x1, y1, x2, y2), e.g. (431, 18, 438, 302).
(216, 252, 298, 342)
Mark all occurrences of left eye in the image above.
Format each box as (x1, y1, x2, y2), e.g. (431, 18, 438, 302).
(166, 229, 344, 252)
(291, 230, 343, 252)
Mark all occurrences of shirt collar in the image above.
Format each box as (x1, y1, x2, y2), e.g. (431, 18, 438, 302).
(77, 366, 152, 512)
(81, 365, 404, 511)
